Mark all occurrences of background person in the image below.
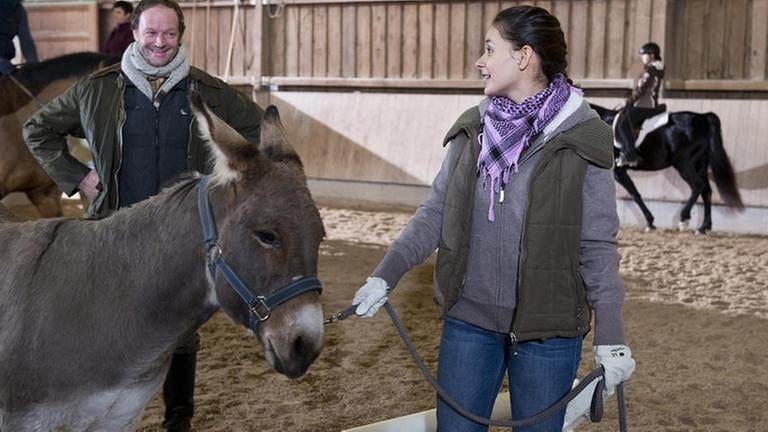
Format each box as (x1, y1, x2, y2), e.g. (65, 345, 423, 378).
(103, 0, 134, 56)
(615, 42, 665, 167)
(23, 0, 264, 430)
(0, 0, 38, 74)
(351, 5, 635, 432)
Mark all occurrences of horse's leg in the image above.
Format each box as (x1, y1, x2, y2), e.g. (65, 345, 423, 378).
(676, 163, 709, 233)
(697, 181, 713, 234)
(614, 168, 656, 231)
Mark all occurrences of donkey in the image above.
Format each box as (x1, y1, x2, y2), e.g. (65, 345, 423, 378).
(0, 52, 119, 218)
(590, 103, 743, 233)
(0, 97, 325, 431)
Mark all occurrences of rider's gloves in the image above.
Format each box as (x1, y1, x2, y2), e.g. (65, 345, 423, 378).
(352, 276, 389, 318)
(594, 344, 635, 397)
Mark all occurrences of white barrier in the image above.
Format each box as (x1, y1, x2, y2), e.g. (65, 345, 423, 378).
(342, 392, 511, 432)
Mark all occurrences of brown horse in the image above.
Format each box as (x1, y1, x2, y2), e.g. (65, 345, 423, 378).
(0, 52, 119, 217)
(0, 97, 325, 430)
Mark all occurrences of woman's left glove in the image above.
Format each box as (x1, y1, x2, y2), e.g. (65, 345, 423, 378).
(594, 344, 635, 397)
(352, 277, 389, 318)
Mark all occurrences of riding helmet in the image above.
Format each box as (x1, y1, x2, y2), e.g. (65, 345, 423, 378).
(639, 42, 661, 59)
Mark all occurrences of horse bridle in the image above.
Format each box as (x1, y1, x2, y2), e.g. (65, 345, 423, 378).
(196, 175, 322, 332)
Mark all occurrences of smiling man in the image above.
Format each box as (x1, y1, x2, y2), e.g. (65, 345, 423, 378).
(23, 1, 265, 430)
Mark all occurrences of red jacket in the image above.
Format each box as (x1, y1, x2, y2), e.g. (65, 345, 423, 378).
(103, 22, 133, 56)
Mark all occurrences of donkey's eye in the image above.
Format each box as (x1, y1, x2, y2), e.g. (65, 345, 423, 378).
(255, 230, 281, 249)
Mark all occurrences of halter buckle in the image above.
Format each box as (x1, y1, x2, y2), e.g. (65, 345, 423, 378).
(206, 242, 222, 263)
(250, 296, 270, 321)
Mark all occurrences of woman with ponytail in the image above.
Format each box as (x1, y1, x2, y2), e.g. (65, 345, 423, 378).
(352, 6, 634, 431)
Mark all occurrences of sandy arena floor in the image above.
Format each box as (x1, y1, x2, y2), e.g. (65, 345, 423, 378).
(7, 199, 768, 431)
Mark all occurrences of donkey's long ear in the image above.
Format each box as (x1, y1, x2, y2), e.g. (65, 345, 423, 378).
(190, 92, 255, 183)
(259, 105, 303, 167)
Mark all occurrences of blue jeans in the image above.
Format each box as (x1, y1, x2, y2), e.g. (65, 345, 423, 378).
(436, 317, 582, 432)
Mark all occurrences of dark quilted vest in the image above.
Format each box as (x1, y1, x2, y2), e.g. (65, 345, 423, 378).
(435, 106, 613, 341)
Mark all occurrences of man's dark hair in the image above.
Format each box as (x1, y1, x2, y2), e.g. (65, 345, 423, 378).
(113, 1, 134, 15)
(130, 0, 185, 38)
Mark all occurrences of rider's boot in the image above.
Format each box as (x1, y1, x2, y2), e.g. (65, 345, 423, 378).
(162, 351, 197, 432)
(616, 151, 640, 168)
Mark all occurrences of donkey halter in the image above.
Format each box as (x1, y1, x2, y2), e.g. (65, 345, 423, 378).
(196, 176, 322, 332)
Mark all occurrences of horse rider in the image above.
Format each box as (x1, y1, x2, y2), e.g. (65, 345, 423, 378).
(0, 0, 38, 75)
(615, 42, 665, 167)
(23, 0, 264, 430)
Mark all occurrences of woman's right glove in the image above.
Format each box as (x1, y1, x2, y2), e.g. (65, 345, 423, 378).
(352, 276, 389, 318)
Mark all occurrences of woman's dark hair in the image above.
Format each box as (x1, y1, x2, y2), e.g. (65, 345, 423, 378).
(113, 1, 134, 15)
(131, 0, 185, 38)
(492, 6, 569, 83)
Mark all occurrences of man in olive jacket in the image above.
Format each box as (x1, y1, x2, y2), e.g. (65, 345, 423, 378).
(23, 0, 263, 430)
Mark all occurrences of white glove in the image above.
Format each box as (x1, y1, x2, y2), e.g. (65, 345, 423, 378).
(594, 344, 635, 397)
(352, 276, 389, 318)
(562, 378, 599, 431)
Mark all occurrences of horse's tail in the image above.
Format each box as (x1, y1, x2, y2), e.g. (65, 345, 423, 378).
(706, 113, 744, 210)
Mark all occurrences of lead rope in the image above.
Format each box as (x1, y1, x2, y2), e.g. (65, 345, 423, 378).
(328, 303, 628, 430)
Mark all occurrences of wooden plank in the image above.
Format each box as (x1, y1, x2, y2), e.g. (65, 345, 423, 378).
(258, 76, 634, 90)
(386, 4, 402, 78)
(313, 5, 327, 77)
(192, 2, 209, 70)
(550, 0, 570, 59)
(704, 0, 725, 79)
(569, 0, 587, 78)
(433, 3, 450, 79)
(327, 5, 342, 77)
(371, 4, 387, 78)
(631, 0, 653, 72)
(341, 4, 356, 77)
(218, 9, 231, 78)
(665, 79, 768, 91)
(232, 6, 248, 77)
(650, 0, 667, 45)
(606, 0, 627, 78)
(267, 7, 286, 76)
(684, 0, 706, 79)
(587, 0, 607, 78)
(482, 1, 498, 33)
(418, 2, 433, 78)
(465, 1, 484, 80)
(299, 6, 314, 76)
(402, 4, 419, 79)
(208, 8, 220, 76)
(749, 0, 768, 79)
(448, 2, 466, 79)
(725, 0, 748, 79)
(357, 4, 372, 77)
(285, 6, 300, 76)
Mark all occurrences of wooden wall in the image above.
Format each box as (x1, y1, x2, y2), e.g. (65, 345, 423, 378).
(25, 1, 99, 60)
(262, 0, 669, 88)
(17, 0, 768, 215)
(665, 0, 768, 90)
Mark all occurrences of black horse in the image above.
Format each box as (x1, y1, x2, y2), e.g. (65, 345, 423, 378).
(590, 104, 743, 233)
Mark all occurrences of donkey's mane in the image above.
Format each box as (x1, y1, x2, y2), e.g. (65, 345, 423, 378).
(7, 52, 119, 90)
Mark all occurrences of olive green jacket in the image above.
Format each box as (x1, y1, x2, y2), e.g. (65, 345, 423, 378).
(23, 63, 263, 218)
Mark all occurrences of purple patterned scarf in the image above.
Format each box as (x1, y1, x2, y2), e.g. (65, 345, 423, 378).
(478, 73, 578, 221)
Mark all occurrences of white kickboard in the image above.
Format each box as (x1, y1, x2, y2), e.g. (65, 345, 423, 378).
(342, 392, 511, 432)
